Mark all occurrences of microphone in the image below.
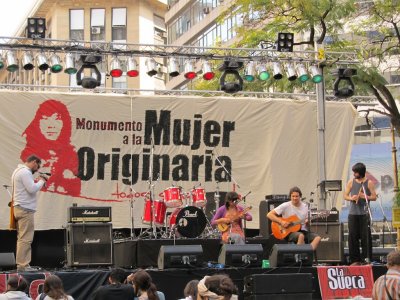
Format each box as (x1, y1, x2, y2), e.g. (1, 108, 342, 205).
(301, 197, 307, 201)
(39, 172, 52, 176)
(3, 184, 11, 188)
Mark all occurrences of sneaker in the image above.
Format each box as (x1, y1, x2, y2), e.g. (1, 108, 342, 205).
(17, 265, 40, 272)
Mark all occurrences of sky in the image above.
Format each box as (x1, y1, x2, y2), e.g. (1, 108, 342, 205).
(0, 0, 38, 37)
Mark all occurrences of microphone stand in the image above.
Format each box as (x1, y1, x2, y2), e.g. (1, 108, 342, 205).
(375, 194, 393, 247)
(361, 183, 373, 264)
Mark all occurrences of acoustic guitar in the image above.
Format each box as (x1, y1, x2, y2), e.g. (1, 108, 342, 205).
(271, 211, 330, 240)
(217, 206, 252, 232)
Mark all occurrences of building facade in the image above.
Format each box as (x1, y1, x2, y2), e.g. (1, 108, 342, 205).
(0, 0, 167, 91)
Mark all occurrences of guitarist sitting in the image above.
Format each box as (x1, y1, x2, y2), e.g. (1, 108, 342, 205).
(211, 191, 252, 244)
(267, 186, 321, 250)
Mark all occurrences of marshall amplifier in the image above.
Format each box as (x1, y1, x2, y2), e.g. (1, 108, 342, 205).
(265, 194, 289, 201)
(66, 223, 113, 266)
(311, 209, 339, 223)
(68, 206, 112, 223)
(311, 222, 343, 262)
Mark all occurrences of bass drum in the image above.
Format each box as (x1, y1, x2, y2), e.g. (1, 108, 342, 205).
(175, 206, 207, 238)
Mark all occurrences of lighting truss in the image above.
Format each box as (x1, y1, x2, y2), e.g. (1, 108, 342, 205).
(0, 36, 358, 65)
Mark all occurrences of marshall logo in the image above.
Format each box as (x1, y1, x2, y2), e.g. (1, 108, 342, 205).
(84, 238, 100, 244)
(82, 210, 99, 215)
(321, 237, 330, 242)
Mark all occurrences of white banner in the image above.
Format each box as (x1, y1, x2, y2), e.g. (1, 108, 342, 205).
(0, 91, 356, 230)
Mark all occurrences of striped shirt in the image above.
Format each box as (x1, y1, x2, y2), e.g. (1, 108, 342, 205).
(372, 269, 400, 300)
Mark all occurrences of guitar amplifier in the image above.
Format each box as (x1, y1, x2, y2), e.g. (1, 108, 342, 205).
(311, 209, 339, 223)
(68, 206, 112, 223)
(265, 194, 289, 201)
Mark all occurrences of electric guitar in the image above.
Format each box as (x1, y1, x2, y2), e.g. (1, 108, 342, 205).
(271, 211, 330, 240)
(217, 206, 252, 232)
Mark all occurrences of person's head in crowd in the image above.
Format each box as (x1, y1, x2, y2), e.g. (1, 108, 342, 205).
(128, 269, 159, 300)
(386, 250, 400, 270)
(108, 268, 127, 284)
(197, 274, 238, 300)
(7, 276, 28, 292)
(42, 275, 69, 299)
(183, 279, 199, 300)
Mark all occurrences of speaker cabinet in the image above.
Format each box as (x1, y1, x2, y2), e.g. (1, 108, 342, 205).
(66, 223, 113, 267)
(244, 273, 313, 298)
(0, 253, 15, 270)
(218, 244, 263, 267)
(310, 222, 343, 262)
(269, 244, 313, 267)
(259, 199, 287, 238)
(158, 245, 203, 270)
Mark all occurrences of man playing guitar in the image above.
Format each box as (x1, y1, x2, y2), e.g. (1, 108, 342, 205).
(267, 186, 321, 250)
(211, 191, 252, 244)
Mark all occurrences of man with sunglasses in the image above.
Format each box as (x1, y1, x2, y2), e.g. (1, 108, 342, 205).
(11, 154, 48, 271)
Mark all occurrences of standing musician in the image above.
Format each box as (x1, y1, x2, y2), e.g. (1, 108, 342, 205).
(211, 191, 252, 244)
(267, 186, 321, 250)
(11, 154, 48, 271)
(344, 162, 377, 265)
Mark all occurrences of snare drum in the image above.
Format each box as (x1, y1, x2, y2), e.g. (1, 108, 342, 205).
(142, 199, 166, 226)
(191, 187, 206, 207)
(163, 187, 183, 208)
(173, 206, 207, 238)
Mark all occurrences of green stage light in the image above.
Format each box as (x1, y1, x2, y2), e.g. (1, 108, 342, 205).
(296, 63, 309, 82)
(257, 64, 270, 81)
(310, 65, 323, 83)
(244, 61, 256, 82)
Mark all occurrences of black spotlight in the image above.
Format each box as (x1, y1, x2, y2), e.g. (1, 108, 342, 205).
(332, 68, 357, 98)
(27, 18, 46, 39)
(277, 32, 294, 52)
(76, 55, 102, 89)
(219, 60, 244, 94)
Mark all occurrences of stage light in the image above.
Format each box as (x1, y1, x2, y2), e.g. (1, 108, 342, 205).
(146, 58, 158, 76)
(310, 65, 323, 83)
(219, 59, 244, 93)
(272, 61, 283, 80)
(64, 53, 77, 75)
(202, 61, 215, 80)
(243, 61, 256, 82)
(333, 68, 356, 98)
(6, 51, 18, 72)
(277, 32, 294, 52)
(296, 63, 309, 82)
(286, 63, 297, 81)
(22, 51, 34, 70)
(126, 57, 139, 77)
(36, 53, 49, 71)
(168, 57, 180, 77)
(184, 60, 196, 80)
(110, 56, 123, 78)
(27, 18, 46, 39)
(76, 54, 102, 89)
(257, 64, 270, 81)
(0, 55, 4, 69)
(49, 53, 63, 73)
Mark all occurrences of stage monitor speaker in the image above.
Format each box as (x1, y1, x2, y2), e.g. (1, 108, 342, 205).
(66, 223, 113, 267)
(244, 273, 313, 297)
(218, 244, 263, 267)
(158, 245, 203, 270)
(269, 244, 313, 267)
(311, 222, 343, 262)
(0, 253, 15, 270)
(259, 199, 287, 238)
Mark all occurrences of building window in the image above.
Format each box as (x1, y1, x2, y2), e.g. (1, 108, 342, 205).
(70, 9, 84, 40)
(390, 74, 400, 84)
(112, 8, 127, 42)
(91, 8, 105, 41)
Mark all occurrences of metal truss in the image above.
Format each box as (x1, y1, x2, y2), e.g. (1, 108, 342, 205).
(0, 36, 358, 65)
(0, 83, 375, 104)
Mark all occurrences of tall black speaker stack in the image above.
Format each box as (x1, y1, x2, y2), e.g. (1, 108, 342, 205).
(259, 195, 288, 238)
(66, 206, 113, 267)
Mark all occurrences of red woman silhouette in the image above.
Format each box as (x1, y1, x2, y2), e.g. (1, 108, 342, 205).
(20, 99, 81, 196)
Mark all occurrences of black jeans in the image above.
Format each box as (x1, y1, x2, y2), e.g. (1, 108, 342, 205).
(348, 214, 372, 263)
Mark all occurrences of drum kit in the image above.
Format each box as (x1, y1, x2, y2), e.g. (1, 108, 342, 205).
(140, 185, 219, 239)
